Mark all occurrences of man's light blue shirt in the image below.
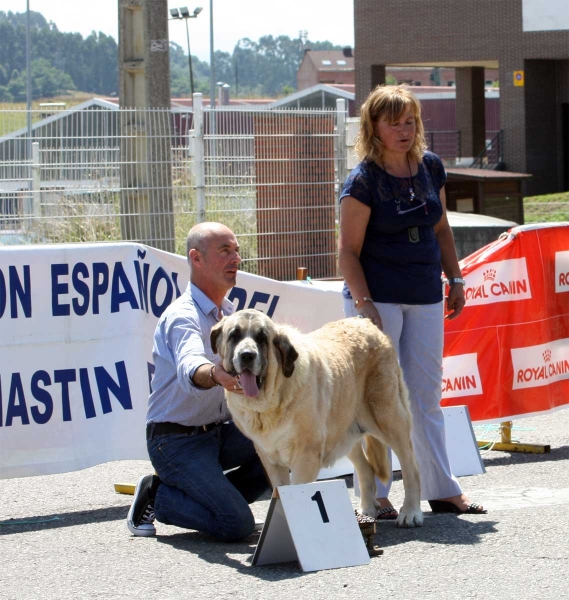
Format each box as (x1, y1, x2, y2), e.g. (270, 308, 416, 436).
(147, 282, 235, 427)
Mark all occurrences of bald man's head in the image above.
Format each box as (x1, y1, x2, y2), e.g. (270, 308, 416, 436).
(186, 222, 235, 262)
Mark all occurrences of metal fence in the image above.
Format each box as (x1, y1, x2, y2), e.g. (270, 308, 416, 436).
(471, 130, 503, 169)
(1, 97, 481, 280)
(0, 98, 347, 280)
(424, 130, 461, 164)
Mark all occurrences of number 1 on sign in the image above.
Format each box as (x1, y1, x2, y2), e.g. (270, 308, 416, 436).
(311, 490, 330, 523)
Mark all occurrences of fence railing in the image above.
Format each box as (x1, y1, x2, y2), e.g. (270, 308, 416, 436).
(425, 130, 461, 163)
(0, 98, 347, 280)
(471, 130, 504, 169)
(0, 99, 508, 279)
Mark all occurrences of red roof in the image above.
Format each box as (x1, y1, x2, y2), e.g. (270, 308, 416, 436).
(303, 50, 355, 71)
(99, 96, 274, 108)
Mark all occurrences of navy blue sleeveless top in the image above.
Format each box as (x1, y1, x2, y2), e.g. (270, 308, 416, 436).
(340, 151, 446, 305)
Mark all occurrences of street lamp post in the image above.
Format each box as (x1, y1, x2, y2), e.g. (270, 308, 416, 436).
(209, 0, 215, 108)
(26, 1, 32, 159)
(26, 0, 34, 219)
(169, 7, 202, 97)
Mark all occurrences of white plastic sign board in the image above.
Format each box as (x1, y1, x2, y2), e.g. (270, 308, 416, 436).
(253, 480, 370, 571)
(441, 405, 486, 476)
(318, 405, 485, 479)
(391, 405, 485, 476)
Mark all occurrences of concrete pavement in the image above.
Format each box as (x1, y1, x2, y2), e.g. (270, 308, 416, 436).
(1, 409, 568, 600)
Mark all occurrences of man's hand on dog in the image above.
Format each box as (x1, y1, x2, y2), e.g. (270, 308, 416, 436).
(214, 364, 244, 394)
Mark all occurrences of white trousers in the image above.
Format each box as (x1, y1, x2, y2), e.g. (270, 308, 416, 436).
(344, 298, 462, 501)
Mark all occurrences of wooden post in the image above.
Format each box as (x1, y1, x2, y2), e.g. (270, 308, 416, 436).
(500, 421, 512, 444)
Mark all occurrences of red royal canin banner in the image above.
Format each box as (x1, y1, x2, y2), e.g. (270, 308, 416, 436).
(441, 222, 569, 423)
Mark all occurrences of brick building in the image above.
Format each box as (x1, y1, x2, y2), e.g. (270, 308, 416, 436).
(298, 49, 498, 91)
(297, 49, 355, 90)
(354, 0, 569, 195)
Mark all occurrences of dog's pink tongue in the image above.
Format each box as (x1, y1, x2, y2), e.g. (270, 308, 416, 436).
(239, 370, 259, 397)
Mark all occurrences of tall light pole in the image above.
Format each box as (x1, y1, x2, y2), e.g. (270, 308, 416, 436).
(169, 7, 202, 97)
(26, 1, 32, 160)
(209, 0, 215, 108)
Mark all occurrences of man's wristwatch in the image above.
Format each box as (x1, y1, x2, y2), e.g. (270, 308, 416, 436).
(448, 277, 466, 286)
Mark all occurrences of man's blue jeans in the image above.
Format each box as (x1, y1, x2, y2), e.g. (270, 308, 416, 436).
(148, 422, 269, 541)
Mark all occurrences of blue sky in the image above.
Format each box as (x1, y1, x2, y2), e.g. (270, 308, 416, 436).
(4, 0, 355, 62)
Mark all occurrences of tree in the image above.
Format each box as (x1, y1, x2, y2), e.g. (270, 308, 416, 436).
(6, 73, 25, 102)
(0, 63, 8, 86)
(0, 10, 344, 101)
(214, 50, 233, 87)
(7, 59, 75, 101)
(169, 41, 211, 97)
(0, 11, 117, 99)
(0, 85, 11, 101)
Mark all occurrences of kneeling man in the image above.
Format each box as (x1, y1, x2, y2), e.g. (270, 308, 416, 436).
(127, 223, 269, 541)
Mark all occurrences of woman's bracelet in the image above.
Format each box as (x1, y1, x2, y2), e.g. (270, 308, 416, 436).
(354, 296, 373, 307)
(209, 364, 222, 387)
(448, 277, 466, 286)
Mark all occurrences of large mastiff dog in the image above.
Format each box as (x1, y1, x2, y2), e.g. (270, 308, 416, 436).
(211, 309, 423, 527)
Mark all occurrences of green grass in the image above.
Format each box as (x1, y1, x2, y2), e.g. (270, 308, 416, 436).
(0, 92, 104, 135)
(524, 191, 569, 203)
(0, 91, 99, 111)
(19, 181, 261, 273)
(523, 191, 569, 224)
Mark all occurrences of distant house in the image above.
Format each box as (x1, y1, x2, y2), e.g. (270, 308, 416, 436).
(297, 48, 355, 90)
(0, 98, 121, 201)
(387, 66, 497, 87)
(269, 83, 356, 116)
(297, 48, 498, 91)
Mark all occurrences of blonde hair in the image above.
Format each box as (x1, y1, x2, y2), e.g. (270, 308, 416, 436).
(354, 84, 427, 164)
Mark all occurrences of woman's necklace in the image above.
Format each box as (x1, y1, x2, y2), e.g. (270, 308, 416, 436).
(382, 155, 427, 215)
(382, 154, 415, 199)
(404, 154, 416, 200)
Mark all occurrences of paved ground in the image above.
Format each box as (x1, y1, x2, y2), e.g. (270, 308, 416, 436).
(2, 409, 569, 600)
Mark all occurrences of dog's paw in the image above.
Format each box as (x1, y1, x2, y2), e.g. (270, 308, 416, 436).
(358, 502, 378, 518)
(396, 508, 424, 528)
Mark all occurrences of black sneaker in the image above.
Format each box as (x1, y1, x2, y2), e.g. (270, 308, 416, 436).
(127, 474, 156, 537)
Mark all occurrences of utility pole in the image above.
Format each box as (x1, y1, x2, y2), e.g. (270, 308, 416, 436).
(118, 0, 174, 252)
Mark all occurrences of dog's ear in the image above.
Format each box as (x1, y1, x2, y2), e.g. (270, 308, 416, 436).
(273, 332, 298, 377)
(210, 319, 224, 355)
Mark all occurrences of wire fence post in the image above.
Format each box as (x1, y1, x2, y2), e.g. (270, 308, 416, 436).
(335, 99, 347, 201)
(31, 141, 40, 218)
(192, 93, 206, 223)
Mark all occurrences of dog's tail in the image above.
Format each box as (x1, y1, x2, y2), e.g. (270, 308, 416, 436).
(363, 435, 390, 484)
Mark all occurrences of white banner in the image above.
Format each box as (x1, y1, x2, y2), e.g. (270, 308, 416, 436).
(0, 243, 344, 479)
(442, 353, 483, 399)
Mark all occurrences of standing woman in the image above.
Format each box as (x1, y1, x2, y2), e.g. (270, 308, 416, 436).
(338, 85, 486, 518)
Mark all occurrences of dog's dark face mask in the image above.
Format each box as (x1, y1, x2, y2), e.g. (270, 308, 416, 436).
(211, 310, 298, 396)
